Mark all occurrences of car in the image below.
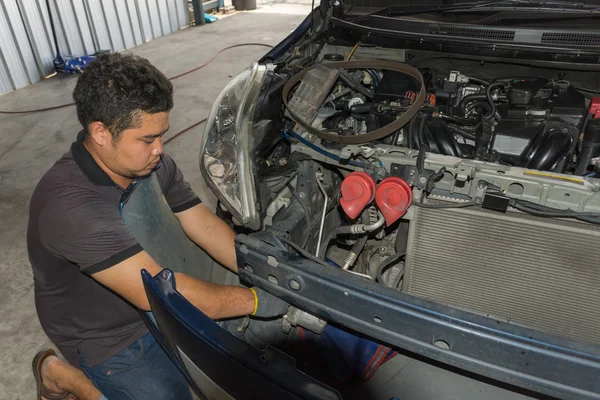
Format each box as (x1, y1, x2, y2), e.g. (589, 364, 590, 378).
(148, 1, 600, 399)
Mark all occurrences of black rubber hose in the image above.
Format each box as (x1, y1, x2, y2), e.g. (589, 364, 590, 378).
(484, 82, 506, 121)
(465, 100, 491, 113)
(439, 114, 479, 126)
(445, 122, 477, 141)
(466, 76, 491, 86)
(459, 94, 488, 109)
(418, 114, 428, 149)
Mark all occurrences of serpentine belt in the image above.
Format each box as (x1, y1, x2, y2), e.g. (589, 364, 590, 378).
(282, 60, 426, 145)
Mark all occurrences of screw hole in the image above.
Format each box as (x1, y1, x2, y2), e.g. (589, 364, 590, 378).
(267, 255, 278, 267)
(289, 279, 301, 291)
(564, 193, 570, 198)
(374, 317, 382, 324)
(267, 275, 279, 285)
(497, 170, 505, 175)
(259, 354, 267, 362)
(433, 340, 450, 350)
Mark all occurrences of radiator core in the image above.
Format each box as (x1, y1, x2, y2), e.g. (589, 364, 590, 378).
(405, 207, 600, 345)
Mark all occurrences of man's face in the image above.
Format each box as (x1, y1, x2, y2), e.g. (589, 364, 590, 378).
(101, 112, 169, 180)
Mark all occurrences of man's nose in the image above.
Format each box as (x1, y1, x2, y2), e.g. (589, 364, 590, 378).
(152, 138, 164, 157)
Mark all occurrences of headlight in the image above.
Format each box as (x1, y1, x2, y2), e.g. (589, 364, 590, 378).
(200, 63, 266, 229)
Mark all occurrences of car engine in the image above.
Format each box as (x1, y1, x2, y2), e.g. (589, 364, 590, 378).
(201, 43, 600, 349)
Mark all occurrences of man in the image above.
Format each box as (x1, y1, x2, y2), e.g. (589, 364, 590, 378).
(28, 53, 288, 399)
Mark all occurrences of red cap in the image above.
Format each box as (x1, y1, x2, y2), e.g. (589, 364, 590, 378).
(375, 177, 412, 226)
(339, 172, 376, 220)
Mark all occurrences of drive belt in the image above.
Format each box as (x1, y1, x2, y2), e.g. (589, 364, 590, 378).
(282, 60, 425, 145)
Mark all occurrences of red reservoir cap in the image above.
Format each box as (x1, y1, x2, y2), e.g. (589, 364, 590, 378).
(375, 177, 412, 226)
(339, 172, 376, 220)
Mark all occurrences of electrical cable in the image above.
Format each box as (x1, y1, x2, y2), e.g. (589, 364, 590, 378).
(366, 69, 379, 87)
(165, 43, 273, 80)
(0, 43, 274, 115)
(283, 129, 365, 167)
(164, 118, 207, 145)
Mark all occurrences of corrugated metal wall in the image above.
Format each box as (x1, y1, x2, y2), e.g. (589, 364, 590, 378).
(0, 0, 190, 95)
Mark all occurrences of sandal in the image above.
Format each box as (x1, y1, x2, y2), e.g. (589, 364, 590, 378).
(32, 349, 75, 400)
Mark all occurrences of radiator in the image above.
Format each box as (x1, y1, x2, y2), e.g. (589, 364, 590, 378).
(405, 206, 600, 345)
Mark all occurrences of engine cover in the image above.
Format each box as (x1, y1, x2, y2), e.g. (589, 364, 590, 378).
(404, 206, 600, 346)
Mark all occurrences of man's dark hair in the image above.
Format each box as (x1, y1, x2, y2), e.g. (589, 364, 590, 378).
(73, 52, 173, 141)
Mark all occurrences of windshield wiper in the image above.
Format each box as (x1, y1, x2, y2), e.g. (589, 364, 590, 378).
(381, 0, 596, 17)
(347, 0, 599, 24)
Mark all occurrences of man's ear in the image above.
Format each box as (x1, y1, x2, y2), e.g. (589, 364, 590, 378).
(88, 122, 111, 147)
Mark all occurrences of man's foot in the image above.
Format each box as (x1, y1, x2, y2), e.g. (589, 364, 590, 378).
(32, 349, 75, 400)
(41, 355, 66, 394)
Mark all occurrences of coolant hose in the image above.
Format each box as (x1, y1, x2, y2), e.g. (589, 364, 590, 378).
(484, 82, 506, 121)
(459, 94, 488, 109)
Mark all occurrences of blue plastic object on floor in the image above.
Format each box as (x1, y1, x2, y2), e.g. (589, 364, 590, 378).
(204, 13, 218, 23)
(53, 54, 97, 75)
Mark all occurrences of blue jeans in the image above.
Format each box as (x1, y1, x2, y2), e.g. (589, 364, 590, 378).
(79, 332, 192, 400)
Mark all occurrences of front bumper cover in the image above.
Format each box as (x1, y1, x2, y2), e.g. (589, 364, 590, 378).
(235, 234, 600, 400)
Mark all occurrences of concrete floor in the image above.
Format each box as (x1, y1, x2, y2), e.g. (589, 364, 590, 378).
(0, 3, 309, 398)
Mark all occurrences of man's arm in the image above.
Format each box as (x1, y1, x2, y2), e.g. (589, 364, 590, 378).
(92, 250, 254, 318)
(174, 203, 238, 273)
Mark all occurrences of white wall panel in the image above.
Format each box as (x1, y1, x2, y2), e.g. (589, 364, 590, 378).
(0, 0, 190, 95)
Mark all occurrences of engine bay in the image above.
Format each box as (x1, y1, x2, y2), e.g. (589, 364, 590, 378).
(201, 37, 600, 349)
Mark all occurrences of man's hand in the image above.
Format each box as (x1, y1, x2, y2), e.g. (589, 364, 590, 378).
(251, 287, 290, 318)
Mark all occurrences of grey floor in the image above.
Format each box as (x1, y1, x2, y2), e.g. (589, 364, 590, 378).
(0, 3, 538, 399)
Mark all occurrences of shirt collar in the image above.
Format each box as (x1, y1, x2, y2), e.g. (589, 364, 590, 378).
(71, 130, 114, 186)
(71, 130, 161, 187)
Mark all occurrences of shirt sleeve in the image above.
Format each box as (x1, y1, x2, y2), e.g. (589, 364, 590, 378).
(156, 154, 201, 213)
(39, 190, 143, 275)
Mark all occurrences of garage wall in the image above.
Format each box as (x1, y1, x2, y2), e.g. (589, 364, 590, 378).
(0, 0, 190, 95)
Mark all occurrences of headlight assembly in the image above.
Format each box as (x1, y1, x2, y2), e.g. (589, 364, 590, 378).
(200, 63, 266, 229)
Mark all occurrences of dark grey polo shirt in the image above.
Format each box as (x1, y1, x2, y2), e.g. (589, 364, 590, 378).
(27, 130, 201, 367)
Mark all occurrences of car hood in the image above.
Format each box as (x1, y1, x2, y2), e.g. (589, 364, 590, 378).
(342, 0, 600, 6)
